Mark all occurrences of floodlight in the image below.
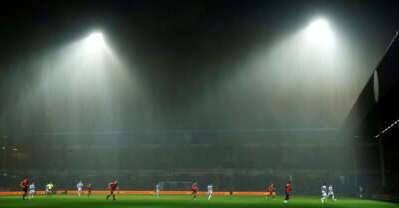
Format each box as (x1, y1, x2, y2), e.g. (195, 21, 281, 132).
(84, 32, 105, 50)
(305, 18, 334, 48)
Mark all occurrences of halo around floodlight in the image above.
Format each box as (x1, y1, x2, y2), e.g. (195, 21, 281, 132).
(84, 32, 105, 50)
(305, 18, 334, 48)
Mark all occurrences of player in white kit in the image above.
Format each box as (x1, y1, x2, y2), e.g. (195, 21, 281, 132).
(77, 181, 84, 197)
(155, 183, 160, 198)
(28, 182, 36, 199)
(207, 184, 213, 200)
(328, 185, 336, 201)
(321, 184, 327, 204)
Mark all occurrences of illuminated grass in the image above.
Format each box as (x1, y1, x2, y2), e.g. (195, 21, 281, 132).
(0, 195, 397, 208)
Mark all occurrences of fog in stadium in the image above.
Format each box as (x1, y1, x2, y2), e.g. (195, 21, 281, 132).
(0, 1, 398, 203)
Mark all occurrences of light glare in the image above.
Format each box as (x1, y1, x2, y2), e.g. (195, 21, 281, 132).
(305, 18, 334, 48)
(84, 32, 105, 50)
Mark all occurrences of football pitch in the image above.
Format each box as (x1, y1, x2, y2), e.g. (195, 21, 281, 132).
(0, 195, 397, 208)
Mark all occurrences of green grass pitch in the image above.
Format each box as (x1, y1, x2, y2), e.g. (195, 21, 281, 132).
(0, 195, 397, 208)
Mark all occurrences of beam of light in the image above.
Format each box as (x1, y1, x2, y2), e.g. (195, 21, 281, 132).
(4, 29, 145, 134)
(228, 15, 367, 129)
(305, 18, 335, 49)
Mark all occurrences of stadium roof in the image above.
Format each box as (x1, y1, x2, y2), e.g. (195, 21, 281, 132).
(342, 31, 399, 141)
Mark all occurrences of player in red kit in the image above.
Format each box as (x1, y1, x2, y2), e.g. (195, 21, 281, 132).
(191, 182, 199, 200)
(283, 181, 292, 204)
(87, 184, 92, 197)
(20, 178, 29, 200)
(267, 183, 276, 199)
(106, 180, 118, 200)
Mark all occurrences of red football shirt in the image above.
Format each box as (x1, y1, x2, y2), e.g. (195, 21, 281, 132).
(20, 179, 29, 188)
(109, 182, 118, 191)
(268, 184, 275, 192)
(285, 183, 292, 193)
(192, 184, 198, 191)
